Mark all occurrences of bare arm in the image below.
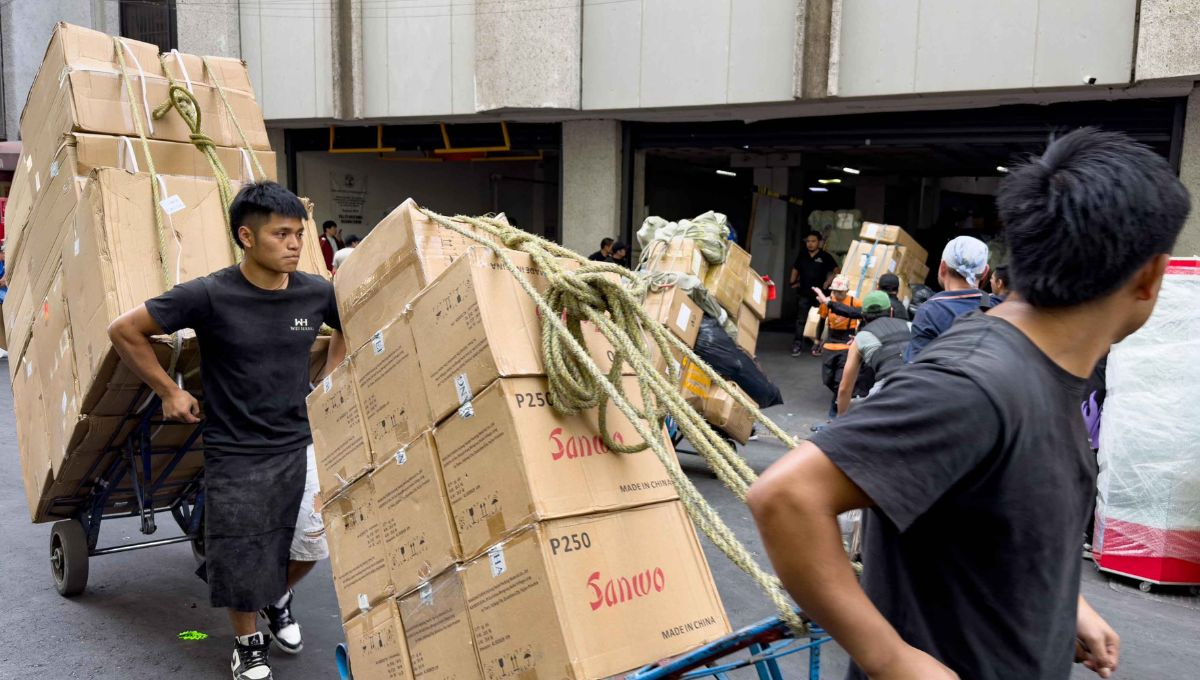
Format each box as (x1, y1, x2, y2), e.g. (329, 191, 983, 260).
(320, 330, 347, 380)
(107, 305, 200, 423)
(748, 443, 958, 679)
(837, 347, 862, 415)
(789, 267, 800, 287)
(1076, 595, 1120, 677)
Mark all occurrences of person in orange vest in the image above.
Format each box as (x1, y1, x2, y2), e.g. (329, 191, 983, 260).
(813, 275, 867, 419)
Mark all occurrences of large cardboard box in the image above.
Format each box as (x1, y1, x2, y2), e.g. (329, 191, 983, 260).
(735, 304, 759, 357)
(307, 360, 371, 500)
(463, 502, 729, 680)
(703, 243, 751, 316)
(398, 568, 482, 680)
(13, 354, 53, 522)
(641, 238, 709, 280)
(433, 375, 679, 558)
(370, 431, 460, 597)
(642, 286, 701, 347)
(843, 240, 900, 283)
(858, 222, 928, 266)
(324, 477, 393, 621)
(410, 247, 626, 424)
(343, 599, 416, 680)
(334, 199, 500, 351)
(30, 268, 82, 477)
(702, 386, 755, 445)
(679, 358, 712, 412)
(351, 317, 432, 462)
(743, 269, 768, 319)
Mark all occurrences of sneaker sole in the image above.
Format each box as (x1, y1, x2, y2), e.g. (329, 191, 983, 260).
(269, 633, 303, 655)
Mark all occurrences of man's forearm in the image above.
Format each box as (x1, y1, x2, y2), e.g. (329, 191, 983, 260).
(109, 326, 179, 397)
(319, 331, 347, 380)
(789, 268, 799, 285)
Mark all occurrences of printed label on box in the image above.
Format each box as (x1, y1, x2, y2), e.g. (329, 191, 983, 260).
(675, 304, 692, 332)
(394, 448, 407, 465)
(372, 330, 385, 355)
(753, 281, 764, 303)
(323, 376, 333, 393)
(488, 545, 507, 577)
(160, 195, 186, 215)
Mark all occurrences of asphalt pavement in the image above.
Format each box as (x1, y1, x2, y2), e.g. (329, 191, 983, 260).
(0, 331, 1197, 679)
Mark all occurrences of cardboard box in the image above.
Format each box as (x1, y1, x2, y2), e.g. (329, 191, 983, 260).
(703, 243, 751, 316)
(743, 269, 768, 319)
(641, 238, 709, 280)
(843, 240, 900, 283)
(735, 304, 759, 357)
(370, 431, 460, 597)
(307, 360, 371, 500)
(803, 307, 821, 340)
(334, 199, 500, 351)
(13, 353, 53, 522)
(30, 267, 82, 477)
(858, 222, 928, 266)
(642, 286, 701, 347)
(343, 599, 416, 680)
(702, 386, 755, 445)
(324, 477, 393, 621)
(351, 316, 432, 463)
(679, 358, 712, 412)
(4, 151, 34, 259)
(433, 375, 679, 558)
(462, 502, 729, 680)
(410, 247, 626, 424)
(398, 568, 482, 680)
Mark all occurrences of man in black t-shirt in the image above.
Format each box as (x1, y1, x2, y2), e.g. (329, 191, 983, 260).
(748, 129, 1191, 680)
(110, 183, 347, 680)
(790, 230, 839, 355)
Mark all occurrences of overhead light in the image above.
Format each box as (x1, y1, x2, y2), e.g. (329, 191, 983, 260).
(817, 178, 842, 185)
(842, 167, 860, 175)
(716, 169, 737, 177)
(742, 145, 751, 150)
(809, 187, 829, 192)
(996, 165, 1009, 173)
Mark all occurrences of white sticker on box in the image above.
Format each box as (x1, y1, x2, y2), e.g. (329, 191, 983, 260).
(372, 330, 385, 355)
(394, 448, 407, 465)
(357, 593, 370, 611)
(458, 402, 475, 419)
(675, 303, 692, 331)
(865, 223, 879, 238)
(160, 195, 185, 215)
(61, 392, 68, 415)
(753, 280, 764, 304)
(889, 260, 897, 273)
(25, 362, 33, 378)
(419, 582, 434, 605)
(454, 373, 471, 405)
(34, 172, 40, 192)
(73, 239, 80, 257)
(50, 161, 59, 178)
(322, 375, 333, 393)
(692, 249, 702, 275)
(488, 545, 507, 577)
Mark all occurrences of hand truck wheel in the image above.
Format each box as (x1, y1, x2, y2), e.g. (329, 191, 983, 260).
(50, 519, 89, 597)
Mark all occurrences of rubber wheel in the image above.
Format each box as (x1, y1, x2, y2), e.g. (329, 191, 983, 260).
(191, 514, 206, 563)
(50, 520, 89, 597)
(1139, 581, 1153, 593)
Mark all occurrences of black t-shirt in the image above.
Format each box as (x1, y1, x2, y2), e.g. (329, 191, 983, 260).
(811, 313, 1095, 680)
(146, 265, 341, 454)
(792, 249, 838, 292)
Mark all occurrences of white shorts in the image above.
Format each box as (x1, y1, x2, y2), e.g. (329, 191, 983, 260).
(290, 444, 329, 561)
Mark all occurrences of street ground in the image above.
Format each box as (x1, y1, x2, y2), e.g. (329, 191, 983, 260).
(1, 331, 1197, 679)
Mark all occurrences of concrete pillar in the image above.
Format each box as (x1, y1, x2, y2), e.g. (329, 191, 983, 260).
(1178, 87, 1200, 257)
(749, 166, 790, 320)
(175, 0, 241, 58)
(561, 120, 622, 256)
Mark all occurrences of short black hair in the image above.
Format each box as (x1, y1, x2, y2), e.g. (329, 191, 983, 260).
(878, 273, 900, 294)
(805, 231, 822, 240)
(600, 237, 614, 248)
(997, 128, 1190, 307)
(346, 235, 361, 246)
(229, 182, 307, 250)
(992, 263, 1009, 287)
(322, 220, 337, 231)
(611, 241, 628, 253)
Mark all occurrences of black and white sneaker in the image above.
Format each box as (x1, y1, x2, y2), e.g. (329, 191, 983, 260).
(232, 632, 272, 680)
(260, 589, 303, 654)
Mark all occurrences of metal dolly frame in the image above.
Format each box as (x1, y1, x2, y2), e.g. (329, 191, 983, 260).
(46, 389, 205, 597)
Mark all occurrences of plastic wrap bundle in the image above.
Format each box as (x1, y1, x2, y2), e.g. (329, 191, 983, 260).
(1094, 260, 1200, 584)
(636, 211, 731, 266)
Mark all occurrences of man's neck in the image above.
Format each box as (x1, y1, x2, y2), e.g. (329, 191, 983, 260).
(239, 258, 289, 291)
(989, 299, 1113, 378)
(807, 249, 820, 257)
(942, 276, 975, 293)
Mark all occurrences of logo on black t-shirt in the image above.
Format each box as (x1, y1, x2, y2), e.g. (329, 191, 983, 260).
(291, 318, 314, 332)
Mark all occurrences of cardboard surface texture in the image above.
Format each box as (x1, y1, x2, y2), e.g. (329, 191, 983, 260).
(642, 286, 701, 347)
(324, 477, 393, 621)
(642, 238, 709, 280)
(14, 354, 53, 522)
(703, 243, 751, 316)
(398, 568, 482, 680)
(343, 599, 416, 680)
(370, 431, 460, 597)
(411, 247, 626, 424)
(334, 199, 500, 351)
(462, 501, 729, 680)
(744, 269, 768, 319)
(351, 316, 432, 463)
(858, 222, 928, 266)
(735, 304, 760, 357)
(433, 375, 679, 558)
(308, 361, 371, 500)
(702, 386, 755, 445)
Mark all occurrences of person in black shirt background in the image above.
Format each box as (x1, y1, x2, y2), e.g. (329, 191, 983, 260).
(817, 272, 909, 322)
(589, 237, 614, 262)
(749, 129, 1190, 680)
(790, 230, 839, 356)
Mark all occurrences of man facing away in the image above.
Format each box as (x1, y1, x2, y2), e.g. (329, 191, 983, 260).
(748, 128, 1190, 679)
(903, 235, 1002, 362)
(109, 182, 348, 680)
(815, 272, 909, 322)
(834, 290, 911, 416)
(790, 230, 840, 356)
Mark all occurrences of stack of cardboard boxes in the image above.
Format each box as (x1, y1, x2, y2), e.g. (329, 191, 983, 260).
(3, 23, 326, 522)
(309, 200, 730, 680)
(840, 222, 930, 304)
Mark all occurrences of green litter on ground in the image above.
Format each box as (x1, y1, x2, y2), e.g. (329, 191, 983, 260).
(178, 631, 208, 641)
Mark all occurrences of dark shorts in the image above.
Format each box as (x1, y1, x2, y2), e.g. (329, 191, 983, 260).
(200, 447, 306, 611)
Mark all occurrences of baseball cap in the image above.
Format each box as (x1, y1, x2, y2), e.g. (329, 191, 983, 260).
(878, 273, 900, 293)
(829, 274, 850, 292)
(862, 291, 891, 314)
(941, 236, 990, 287)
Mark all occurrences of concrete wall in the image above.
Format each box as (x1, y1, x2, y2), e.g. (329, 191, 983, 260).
(832, 0, 1137, 97)
(561, 120, 621, 256)
(176, 0, 241, 58)
(1136, 0, 1200, 82)
(582, 0, 797, 110)
(361, 2, 474, 117)
(1177, 88, 1200, 257)
(240, 0, 336, 120)
(475, 0, 581, 112)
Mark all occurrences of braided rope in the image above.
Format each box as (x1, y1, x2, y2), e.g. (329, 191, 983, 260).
(200, 55, 267, 181)
(418, 208, 807, 633)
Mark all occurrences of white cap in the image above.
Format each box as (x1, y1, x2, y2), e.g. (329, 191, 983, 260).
(941, 236, 990, 287)
(829, 274, 850, 292)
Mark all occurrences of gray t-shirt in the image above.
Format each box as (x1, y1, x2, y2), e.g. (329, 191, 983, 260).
(812, 313, 1094, 680)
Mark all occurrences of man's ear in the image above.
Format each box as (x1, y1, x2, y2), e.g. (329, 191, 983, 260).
(238, 225, 255, 249)
(1131, 254, 1170, 302)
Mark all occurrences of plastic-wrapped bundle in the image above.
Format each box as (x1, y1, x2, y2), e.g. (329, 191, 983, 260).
(635, 211, 731, 266)
(1095, 260, 1200, 584)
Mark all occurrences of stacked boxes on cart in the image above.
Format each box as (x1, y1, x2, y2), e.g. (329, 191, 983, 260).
(640, 237, 767, 444)
(309, 200, 731, 680)
(3, 24, 326, 522)
(841, 222, 930, 302)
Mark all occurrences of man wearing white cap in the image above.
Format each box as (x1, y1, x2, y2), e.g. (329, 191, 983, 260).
(903, 235, 1002, 361)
